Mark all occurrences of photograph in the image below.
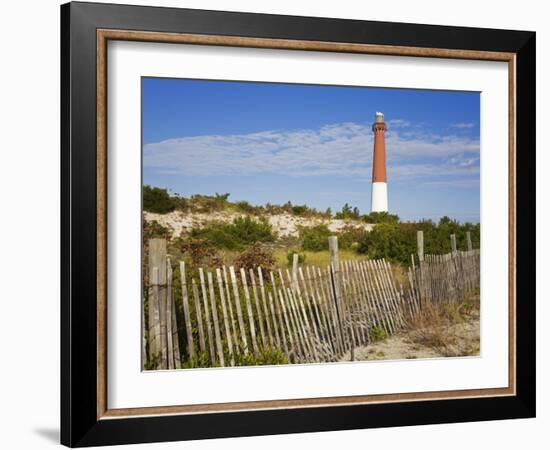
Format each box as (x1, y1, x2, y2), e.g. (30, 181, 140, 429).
(141, 78, 481, 370)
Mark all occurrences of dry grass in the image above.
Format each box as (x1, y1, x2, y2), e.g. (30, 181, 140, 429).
(206, 248, 368, 269)
(272, 249, 368, 268)
(407, 294, 480, 357)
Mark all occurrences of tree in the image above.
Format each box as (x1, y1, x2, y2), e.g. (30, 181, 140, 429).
(143, 185, 175, 213)
(335, 203, 361, 220)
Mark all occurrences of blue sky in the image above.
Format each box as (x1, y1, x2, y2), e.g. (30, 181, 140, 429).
(143, 78, 480, 223)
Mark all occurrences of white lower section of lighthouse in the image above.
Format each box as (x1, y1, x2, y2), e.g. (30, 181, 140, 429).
(371, 182, 388, 212)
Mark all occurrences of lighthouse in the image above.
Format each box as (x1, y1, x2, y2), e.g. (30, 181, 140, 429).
(371, 112, 388, 212)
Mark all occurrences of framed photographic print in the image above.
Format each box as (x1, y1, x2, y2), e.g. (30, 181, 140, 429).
(61, 1, 536, 447)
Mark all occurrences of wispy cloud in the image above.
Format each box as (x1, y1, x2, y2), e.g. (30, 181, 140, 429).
(422, 179, 480, 188)
(144, 121, 479, 187)
(387, 119, 411, 128)
(451, 122, 476, 129)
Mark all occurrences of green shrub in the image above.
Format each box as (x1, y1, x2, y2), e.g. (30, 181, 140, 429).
(362, 211, 400, 224)
(338, 226, 368, 250)
(356, 219, 480, 265)
(234, 200, 264, 214)
(189, 224, 242, 250)
(231, 216, 275, 243)
(188, 194, 227, 213)
(300, 224, 331, 251)
(356, 222, 415, 264)
(233, 347, 289, 366)
(181, 351, 213, 369)
(369, 326, 387, 342)
(143, 185, 175, 213)
(291, 204, 310, 216)
(335, 203, 361, 220)
(190, 216, 276, 250)
(286, 251, 306, 266)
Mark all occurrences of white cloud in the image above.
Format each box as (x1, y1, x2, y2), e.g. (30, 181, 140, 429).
(387, 119, 411, 128)
(422, 179, 480, 188)
(143, 121, 479, 185)
(451, 122, 476, 129)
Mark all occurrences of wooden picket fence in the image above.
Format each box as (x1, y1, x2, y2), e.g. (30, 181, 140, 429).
(409, 231, 480, 307)
(144, 232, 480, 370)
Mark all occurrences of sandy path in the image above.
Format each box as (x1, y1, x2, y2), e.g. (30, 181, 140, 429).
(340, 315, 480, 362)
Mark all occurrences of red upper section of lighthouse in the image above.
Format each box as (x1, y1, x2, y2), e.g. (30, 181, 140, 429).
(372, 121, 388, 183)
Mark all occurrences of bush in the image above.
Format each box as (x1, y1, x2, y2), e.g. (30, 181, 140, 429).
(369, 326, 387, 342)
(143, 185, 175, 213)
(338, 226, 368, 250)
(234, 244, 276, 271)
(286, 251, 306, 267)
(235, 200, 261, 214)
(189, 224, 241, 250)
(356, 219, 480, 265)
(181, 351, 214, 369)
(179, 239, 223, 268)
(300, 224, 331, 251)
(233, 347, 289, 366)
(190, 216, 276, 250)
(230, 216, 275, 244)
(362, 211, 400, 224)
(356, 223, 415, 264)
(188, 194, 228, 213)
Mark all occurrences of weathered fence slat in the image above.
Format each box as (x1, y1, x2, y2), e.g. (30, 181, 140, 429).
(269, 271, 285, 351)
(171, 291, 181, 369)
(222, 266, 239, 354)
(240, 268, 259, 354)
(166, 259, 175, 369)
(216, 268, 234, 366)
(192, 279, 206, 354)
(230, 266, 249, 354)
(199, 268, 215, 364)
(258, 267, 274, 347)
(179, 261, 195, 361)
(249, 269, 267, 349)
(281, 281, 306, 361)
(207, 271, 225, 367)
(277, 287, 296, 361)
(149, 267, 161, 367)
(308, 266, 333, 349)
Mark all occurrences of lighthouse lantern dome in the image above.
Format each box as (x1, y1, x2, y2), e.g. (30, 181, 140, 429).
(375, 111, 385, 123)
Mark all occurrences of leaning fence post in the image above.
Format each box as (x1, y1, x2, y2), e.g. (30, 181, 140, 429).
(328, 236, 350, 357)
(416, 231, 425, 305)
(291, 253, 300, 293)
(149, 267, 161, 368)
(328, 236, 341, 304)
(417, 231, 424, 262)
(179, 261, 195, 362)
(466, 231, 473, 252)
(148, 238, 167, 369)
(142, 296, 147, 370)
(450, 234, 457, 256)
